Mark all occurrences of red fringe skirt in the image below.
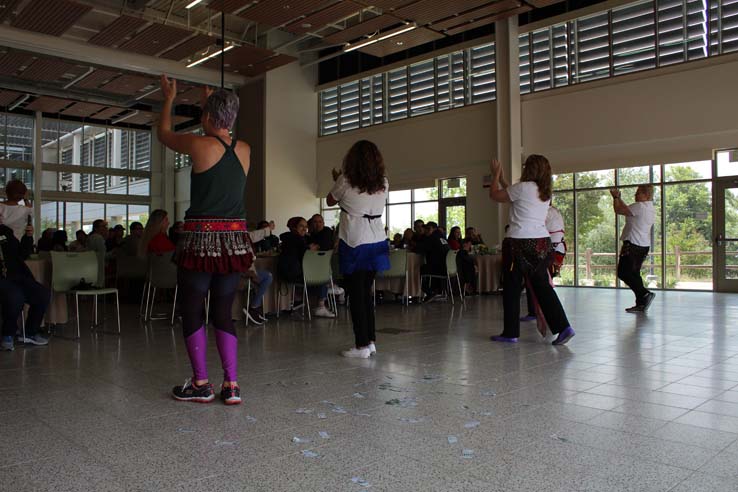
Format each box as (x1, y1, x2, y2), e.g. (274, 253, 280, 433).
(175, 218, 254, 274)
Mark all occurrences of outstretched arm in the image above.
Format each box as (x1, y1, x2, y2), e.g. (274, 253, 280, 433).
(489, 159, 511, 203)
(157, 75, 201, 155)
(610, 188, 633, 216)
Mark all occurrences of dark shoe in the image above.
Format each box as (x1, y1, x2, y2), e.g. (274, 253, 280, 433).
(641, 292, 656, 311)
(552, 326, 575, 346)
(220, 384, 242, 405)
(625, 305, 645, 313)
(245, 307, 263, 325)
(490, 335, 519, 343)
(172, 379, 215, 403)
(520, 314, 537, 322)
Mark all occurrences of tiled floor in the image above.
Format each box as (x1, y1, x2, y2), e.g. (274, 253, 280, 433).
(3, 288, 738, 491)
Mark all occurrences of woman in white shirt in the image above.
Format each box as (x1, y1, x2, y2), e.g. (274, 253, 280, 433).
(611, 184, 656, 312)
(488, 155, 574, 345)
(327, 140, 390, 359)
(0, 180, 33, 241)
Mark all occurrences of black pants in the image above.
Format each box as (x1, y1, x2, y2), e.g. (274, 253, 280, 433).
(617, 241, 650, 303)
(525, 287, 535, 316)
(177, 269, 240, 338)
(0, 275, 50, 338)
(344, 270, 376, 348)
(421, 264, 446, 297)
(501, 239, 570, 338)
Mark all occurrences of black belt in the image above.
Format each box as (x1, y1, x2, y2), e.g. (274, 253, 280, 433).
(341, 207, 381, 220)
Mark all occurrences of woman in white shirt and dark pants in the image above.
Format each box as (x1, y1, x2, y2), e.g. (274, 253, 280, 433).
(327, 141, 390, 359)
(489, 155, 574, 345)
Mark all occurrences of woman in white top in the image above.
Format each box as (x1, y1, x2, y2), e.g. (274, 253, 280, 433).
(0, 180, 33, 241)
(611, 184, 656, 312)
(327, 140, 390, 359)
(489, 155, 574, 345)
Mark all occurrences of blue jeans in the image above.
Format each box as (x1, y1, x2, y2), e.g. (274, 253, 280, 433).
(250, 269, 273, 309)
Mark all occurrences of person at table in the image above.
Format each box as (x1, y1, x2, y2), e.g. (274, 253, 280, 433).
(107, 225, 125, 252)
(391, 233, 404, 249)
(243, 222, 276, 324)
(611, 184, 656, 312)
(0, 223, 49, 351)
(168, 221, 184, 245)
(158, 75, 253, 405)
(465, 227, 484, 246)
(488, 155, 574, 345)
(139, 209, 176, 256)
(69, 229, 87, 252)
(327, 140, 390, 358)
(410, 220, 425, 251)
(253, 220, 279, 253)
(418, 221, 449, 302)
(51, 230, 68, 252)
(87, 219, 109, 287)
(121, 222, 144, 257)
(457, 237, 477, 295)
(0, 180, 33, 242)
(36, 228, 54, 252)
(401, 228, 414, 249)
(278, 216, 334, 318)
(308, 214, 334, 251)
(447, 226, 463, 251)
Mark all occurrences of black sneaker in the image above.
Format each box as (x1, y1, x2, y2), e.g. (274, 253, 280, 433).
(625, 305, 645, 313)
(220, 384, 242, 405)
(641, 292, 656, 311)
(172, 379, 215, 403)
(244, 307, 263, 325)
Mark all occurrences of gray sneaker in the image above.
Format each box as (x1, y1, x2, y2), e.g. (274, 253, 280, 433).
(1, 336, 14, 351)
(18, 335, 49, 346)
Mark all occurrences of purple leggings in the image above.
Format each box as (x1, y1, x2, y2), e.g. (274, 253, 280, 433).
(178, 268, 240, 382)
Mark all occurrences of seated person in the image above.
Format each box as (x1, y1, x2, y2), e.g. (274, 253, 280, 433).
(51, 230, 68, 252)
(0, 180, 33, 242)
(122, 222, 144, 257)
(278, 217, 334, 318)
(0, 223, 50, 350)
(69, 229, 87, 252)
(447, 226, 462, 251)
(243, 221, 276, 324)
(106, 225, 125, 252)
(307, 214, 334, 251)
(168, 221, 184, 245)
(401, 228, 414, 249)
(410, 219, 425, 251)
(139, 209, 175, 256)
(456, 237, 477, 295)
(36, 228, 55, 252)
(465, 227, 484, 246)
(419, 221, 450, 301)
(391, 233, 403, 249)
(253, 220, 279, 252)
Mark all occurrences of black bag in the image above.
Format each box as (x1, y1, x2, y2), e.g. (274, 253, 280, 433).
(72, 278, 95, 291)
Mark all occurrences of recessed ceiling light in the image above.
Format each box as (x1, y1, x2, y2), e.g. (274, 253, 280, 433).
(302, 23, 312, 28)
(283, 4, 291, 9)
(185, 0, 203, 8)
(396, 41, 404, 46)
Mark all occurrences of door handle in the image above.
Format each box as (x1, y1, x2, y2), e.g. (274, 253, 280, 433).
(716, 234, 723, 247)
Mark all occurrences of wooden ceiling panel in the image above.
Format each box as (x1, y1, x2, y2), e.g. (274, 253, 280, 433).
(26, 96, 73, 113)
(12, 0, 92, 36)
(444, 5, 530, 35)
(0, 90, 24, 107)
(242, 53, 297, 76)
(92, 106, 127, 121)
(206, 0, 252, 13)
(322, 14, 400, 44)
(353, 0, 416, 10)
(74, 69, 120, 90)
(394, 0, 492, 25)
(61, 102, 107, 118)
(285, 1, 363, 34)
(0, 0, 23, 23)
(120, 111, 154, 126)
(359, 26, 443, 57)
(239, 0, 331, 27)
(18, 59, 79, 82)
(119, 24, 193, 56)
(160, 34, 215, 61)
(527, 0, 564, 7)
(175, 87, 205, 105)
(0, 52, 33, 76)
(87, 15, 148, 48)
(430, 0, 522, 31)
(202, 45, 275, 72)
(100, 74, 156, 95)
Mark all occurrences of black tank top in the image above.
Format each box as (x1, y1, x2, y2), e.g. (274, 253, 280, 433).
(186, 136, 246, 219)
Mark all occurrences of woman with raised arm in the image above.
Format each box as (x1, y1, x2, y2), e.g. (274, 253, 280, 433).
(158, 75, 252, 405)
(488, 155, 575, 345)
(327, 140, 390, 358)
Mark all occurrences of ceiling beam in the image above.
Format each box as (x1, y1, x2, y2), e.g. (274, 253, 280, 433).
(0, 24, 247, 87)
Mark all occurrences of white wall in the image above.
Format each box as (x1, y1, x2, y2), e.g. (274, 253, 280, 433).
(174, 166, 190, 221)
(316, 54, 738, 244)
(264, 62, 320, 232)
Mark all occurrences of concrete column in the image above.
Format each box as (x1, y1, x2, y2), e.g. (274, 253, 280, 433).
(33, 112, 42, 239)
(495, 16, 523, 240)
(238, 79, 266, 225)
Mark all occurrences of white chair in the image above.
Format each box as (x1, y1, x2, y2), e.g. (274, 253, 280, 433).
(144, 252, 178, 325)
(420, 250, 464, 305)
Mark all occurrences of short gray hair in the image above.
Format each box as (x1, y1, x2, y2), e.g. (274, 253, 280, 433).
(203, 89, 239, 129)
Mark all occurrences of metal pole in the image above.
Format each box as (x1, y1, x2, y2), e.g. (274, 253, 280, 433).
(221, 11, 225, 89)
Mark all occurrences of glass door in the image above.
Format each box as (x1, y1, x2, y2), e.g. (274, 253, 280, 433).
(714, 177, 738, 292)
(439, 199, 465, 234)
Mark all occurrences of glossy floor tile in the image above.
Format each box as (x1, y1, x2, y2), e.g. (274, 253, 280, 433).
(2, 287, 738, 491)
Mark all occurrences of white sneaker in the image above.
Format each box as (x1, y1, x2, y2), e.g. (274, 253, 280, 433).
(314, 306, 336, 318)
(18, 335, 49, 346)
(341, 347, 371, 359)
(368, 342, 377, 355)
(330, 286, 345, 296)
(337, 294, 346, 305)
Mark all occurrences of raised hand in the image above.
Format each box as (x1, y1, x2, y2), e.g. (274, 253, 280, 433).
(160, 74, 177, 102)
(609, 188, 621, 199)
